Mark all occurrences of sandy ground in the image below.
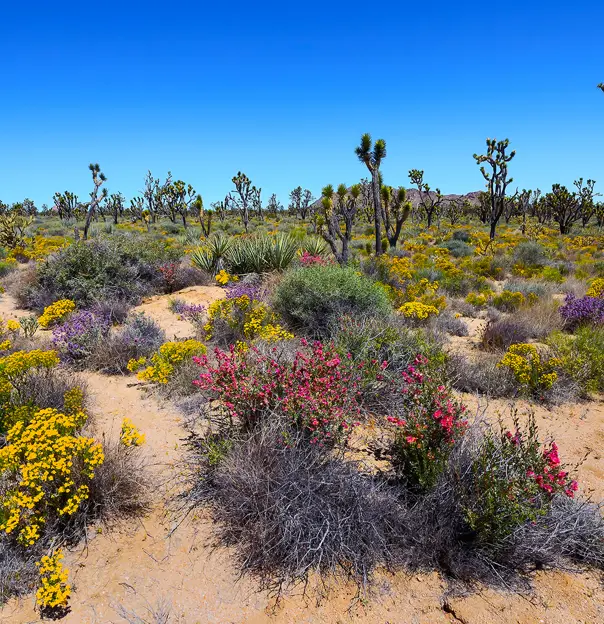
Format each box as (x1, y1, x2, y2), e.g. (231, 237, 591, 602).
(131, 286, 225, 340)
(1, 291, 603, 623)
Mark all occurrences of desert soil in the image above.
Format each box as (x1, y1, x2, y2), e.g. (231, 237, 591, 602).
(1, 291, 603, 623)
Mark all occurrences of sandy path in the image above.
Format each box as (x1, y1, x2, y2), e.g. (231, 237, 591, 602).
(132, 286, 225, 340)
(1, 294, 604, 623)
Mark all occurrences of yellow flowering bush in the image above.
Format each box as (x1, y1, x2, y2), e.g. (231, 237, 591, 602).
(129, 339, 206, 384)
(586, 278, 604, 298)
(399, 301, 440, 320)
(38, 299, 76, 328)
(0, 407, 104, 545)
(498, 344, 560, 396)
(465, 291, 490, 308)
(120, 418, 146, 447)
(492, 290, 525, 312)
(204, 295, 293, 343)
(215, 269, 237, 285)
(0, 349, 60, 430)
(36, 549, 70, 610)
(405, 278, 446, 311)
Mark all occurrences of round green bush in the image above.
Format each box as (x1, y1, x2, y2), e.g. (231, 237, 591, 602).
(273, 265, 391, 336)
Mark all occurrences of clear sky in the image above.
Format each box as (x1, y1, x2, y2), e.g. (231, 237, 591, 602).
(1, 1, 603, 208)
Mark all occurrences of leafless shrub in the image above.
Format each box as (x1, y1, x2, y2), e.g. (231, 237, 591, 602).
(431, 311, 469, 337)
(0, 536, 41, 603)
(447, 297, 480, 318)
(15, 368, 90, 413)
(114, 597, 173, 624)
(88, 314, 165, 374)
(78, 439, 151, 529)
(449, 352, 516, 397)
(183, 423, 402, 594)
(480, 317, 531, 351)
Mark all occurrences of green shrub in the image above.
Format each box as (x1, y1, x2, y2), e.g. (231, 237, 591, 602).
(20, 237, 179, 310)
(512, 241, 548, 267)
(442, 239, 473, 258)
(491, 290, 525, 312)
(548, 326, 604, 393)
(273, 265, 390, 336)
(461, 412, 578, 546)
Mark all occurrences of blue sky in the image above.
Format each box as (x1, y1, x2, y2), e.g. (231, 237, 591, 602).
(1, 1, 603, 208)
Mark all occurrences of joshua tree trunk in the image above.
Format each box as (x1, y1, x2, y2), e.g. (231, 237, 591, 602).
(371, 171, 383, 255)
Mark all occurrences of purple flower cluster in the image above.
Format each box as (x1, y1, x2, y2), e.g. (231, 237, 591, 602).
(171, 299, 206, 320)
(52, 310, 111, 362)
(559, 294, 604, 330)
(225, 281, 262, 301)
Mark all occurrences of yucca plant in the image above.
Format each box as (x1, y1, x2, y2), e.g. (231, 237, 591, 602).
(268, 233, 299, 270)
(300, 236, 328, 257)
(190, 232, 233, 274)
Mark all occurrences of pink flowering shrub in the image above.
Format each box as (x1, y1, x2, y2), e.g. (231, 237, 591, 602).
(299, 251, 327, 267)
(462, 411, 579, 544)
(387, 355, 468, 490)
(193, 340, 362, 444)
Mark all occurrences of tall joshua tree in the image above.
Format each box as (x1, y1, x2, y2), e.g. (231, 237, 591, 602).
(408, 169, 444, 228)
(226, 172, 261, 232)
(320, 184, 360, 265)
(83, 163, 107, 239)
(380, 185, 411, 248)
(473, 138, 516, 239)
(355, 133, 386, 255)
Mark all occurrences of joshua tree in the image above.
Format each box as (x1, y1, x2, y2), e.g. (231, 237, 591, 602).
(545, 179, 596, 234)
(211, 200, 227, 221)
(598, 83, 604, 93)
(473, 138, 516, 239)
(53, 191, 80, 221)
(143, 171, 161, 223)
(355, 133, 387, 255)
(83, 163, 107, 239)
(408, 169, 444, 228)
(288, 187, 314, 219)
(380, 185, 411, 248)
(105, 192, 125, 225)
(319, 184, 360, 265)
(194, 194, 212, 237)
(172, 179, 197, 228)
(266, 193, 283, 217)
(226, 172, 261, 232)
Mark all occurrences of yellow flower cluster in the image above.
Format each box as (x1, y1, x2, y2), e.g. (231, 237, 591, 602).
(492, 290, 525, 311)
(6, 319, 20, 332)
(38, 299, 75, 328)
(36, 549, 70, 610)
(130, 339, 206, 384)
(498, 344, 560, 394)
(0, 407, 103, 545)
(377, 255, 413, 283)
(215, 269, 237, 285)
(120, 418, 146, 447)
(586, 278, 604, 298)
(205, 295, 292, 343)
(0, 350, 60, 423)
(465, 291, 490, 308)
(405, 278, 446, 311)
(399, 301, 440, 320)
